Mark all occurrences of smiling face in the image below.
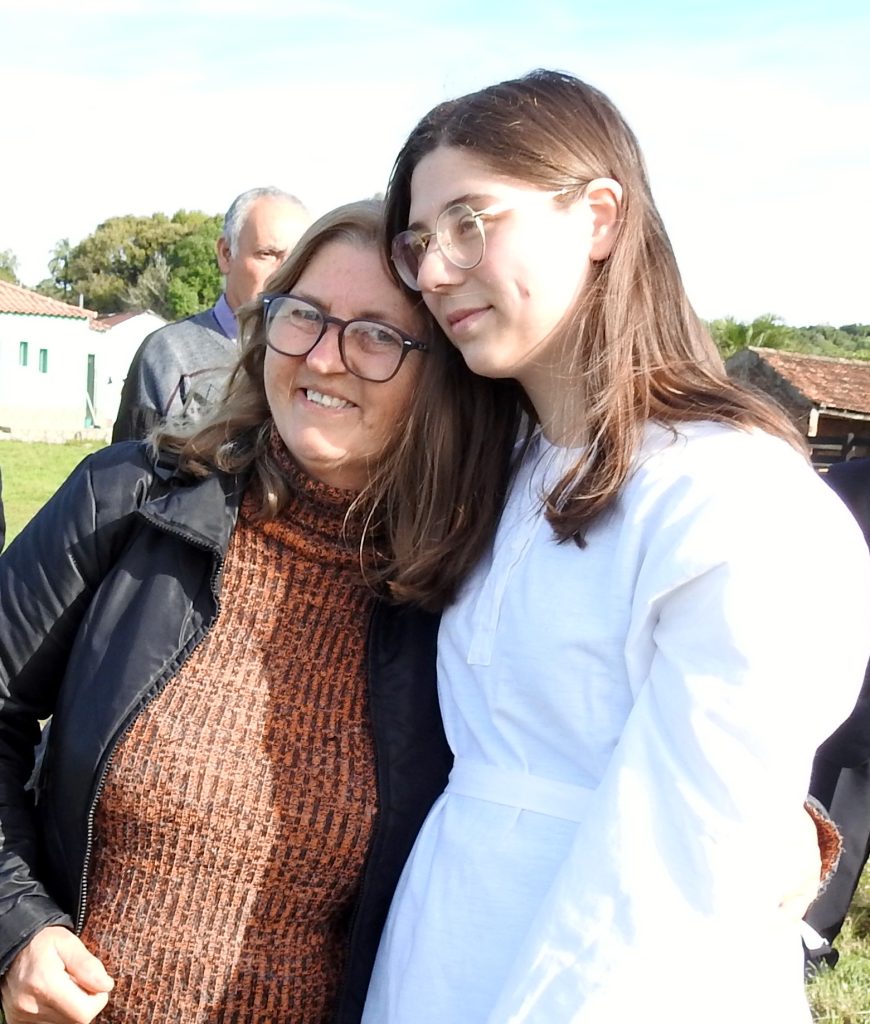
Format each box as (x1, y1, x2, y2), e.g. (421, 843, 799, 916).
(263, 240, 424, 491)
(407, 145, 614, 427)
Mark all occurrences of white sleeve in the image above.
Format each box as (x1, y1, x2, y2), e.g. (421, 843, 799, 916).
(488, 436, 870, 1024)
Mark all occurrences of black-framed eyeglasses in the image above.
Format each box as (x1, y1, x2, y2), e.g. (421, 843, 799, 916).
(261, 293, 428, 383)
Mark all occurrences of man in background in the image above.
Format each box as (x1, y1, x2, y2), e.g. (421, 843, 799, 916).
(112, 187, 310, 441)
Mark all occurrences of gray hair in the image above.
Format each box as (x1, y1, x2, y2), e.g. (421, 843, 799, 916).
(221, 187, 307, 256)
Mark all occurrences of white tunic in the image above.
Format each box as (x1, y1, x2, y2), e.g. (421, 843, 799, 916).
(363, 422, 870, 1024)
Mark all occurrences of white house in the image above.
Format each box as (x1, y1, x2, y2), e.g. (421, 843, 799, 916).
(0, 281, 165, 440)
(94, 309, 167, 429)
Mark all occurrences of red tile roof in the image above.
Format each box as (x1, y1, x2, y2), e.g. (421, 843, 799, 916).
(743, 347, 870, 415)
(0, 279, 97, 320)
(97, 310, 144, 327)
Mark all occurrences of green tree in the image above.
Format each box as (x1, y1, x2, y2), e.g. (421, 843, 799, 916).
(37, 210, 223, 315)
(164, 213, 222, 319)
(707, 316, 749, 359)
(708, 314, 801, 359)
(46, 238, 74, 298)
(790, 323, 870, 360)
(0, 249, 19, 285)
(35, 237, 86, 305)
(66, 213, 184, 311)
(121, 254, 173, 319)
(742, 314, 798, 351)
(839, 324, 870, 338)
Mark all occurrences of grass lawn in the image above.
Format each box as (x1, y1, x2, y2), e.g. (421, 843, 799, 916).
(0, 439, 107, 544)
(0, 440, 868, 1019)
(807, 866, 870, 1023)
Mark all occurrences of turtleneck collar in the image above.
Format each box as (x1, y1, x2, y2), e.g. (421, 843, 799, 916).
(239, 424, 374, 565)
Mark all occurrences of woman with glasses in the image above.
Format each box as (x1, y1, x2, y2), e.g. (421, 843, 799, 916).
(0, 199, 519, 1024)
(361, 72, 870, 1023)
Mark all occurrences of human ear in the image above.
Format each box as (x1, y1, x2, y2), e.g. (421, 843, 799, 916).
(216, 236, 232, 275)
(585, 177, 623, 260)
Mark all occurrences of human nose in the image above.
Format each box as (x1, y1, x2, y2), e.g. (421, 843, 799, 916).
(305, 321, 346, 374)
(416, 236, 464, 293)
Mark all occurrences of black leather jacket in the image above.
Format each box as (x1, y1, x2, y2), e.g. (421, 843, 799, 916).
(0, 441, 450, 1023)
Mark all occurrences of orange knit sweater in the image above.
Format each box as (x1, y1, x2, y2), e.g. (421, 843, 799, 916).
(79, 453, 379, 1023)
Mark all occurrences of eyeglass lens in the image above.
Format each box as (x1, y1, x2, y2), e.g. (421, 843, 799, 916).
(265, 296, 408, 382)
(392, 204, 486, 289)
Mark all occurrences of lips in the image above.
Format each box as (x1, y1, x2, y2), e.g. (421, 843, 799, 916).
(445, 306, 491, 336)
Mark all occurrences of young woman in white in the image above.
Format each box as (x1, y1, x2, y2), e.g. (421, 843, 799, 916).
(363, 70, 870, 1023)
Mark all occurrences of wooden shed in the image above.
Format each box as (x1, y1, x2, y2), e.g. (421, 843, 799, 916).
(726, 347, 870, 468)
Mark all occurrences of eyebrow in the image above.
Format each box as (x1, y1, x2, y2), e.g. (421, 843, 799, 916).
(407, 192, 498, 232)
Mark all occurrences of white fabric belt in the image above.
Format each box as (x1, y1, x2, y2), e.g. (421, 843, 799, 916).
(445, 758, 594, 822)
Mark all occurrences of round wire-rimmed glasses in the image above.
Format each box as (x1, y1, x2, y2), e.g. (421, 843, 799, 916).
(261, 293, 428, 383)
(391, 201, 504, 292)
(391, 191, 568, 292)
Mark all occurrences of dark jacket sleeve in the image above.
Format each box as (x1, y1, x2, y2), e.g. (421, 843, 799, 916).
(815, 459, 870, 767)
(0, 443, 155, 967)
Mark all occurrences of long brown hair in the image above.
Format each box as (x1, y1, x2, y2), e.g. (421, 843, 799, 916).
(155, 199, 522, 610)
(384, 70, 805, 544)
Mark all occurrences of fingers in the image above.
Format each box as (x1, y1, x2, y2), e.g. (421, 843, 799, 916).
(0, 926, 113, 1024)
(55, 932, 113, 996)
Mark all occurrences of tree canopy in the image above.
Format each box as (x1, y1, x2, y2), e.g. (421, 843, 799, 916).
(707, 315, 870, 361)
(34, 210, 222, 319)
(0, 249, 19, 285)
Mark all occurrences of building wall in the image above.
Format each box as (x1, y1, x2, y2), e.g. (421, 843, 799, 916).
(0, 312, 101, 437)
(0, 311, 166, 440)
(724, 349, 870, 468)
(96, 312, 166, 429)
(814, 412, 870, 465)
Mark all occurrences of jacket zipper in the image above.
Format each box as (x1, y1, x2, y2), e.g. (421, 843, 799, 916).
(75, 521, 224, 933)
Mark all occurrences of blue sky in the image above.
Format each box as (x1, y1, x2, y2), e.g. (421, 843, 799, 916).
(1, 0, 867, 325)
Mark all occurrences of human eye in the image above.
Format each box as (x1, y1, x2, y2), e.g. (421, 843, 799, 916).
(279, 299, 321, 331)
(353, 322, 403, 352)
(453, 211, 480, 237)
(294, 308, 320, 325)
